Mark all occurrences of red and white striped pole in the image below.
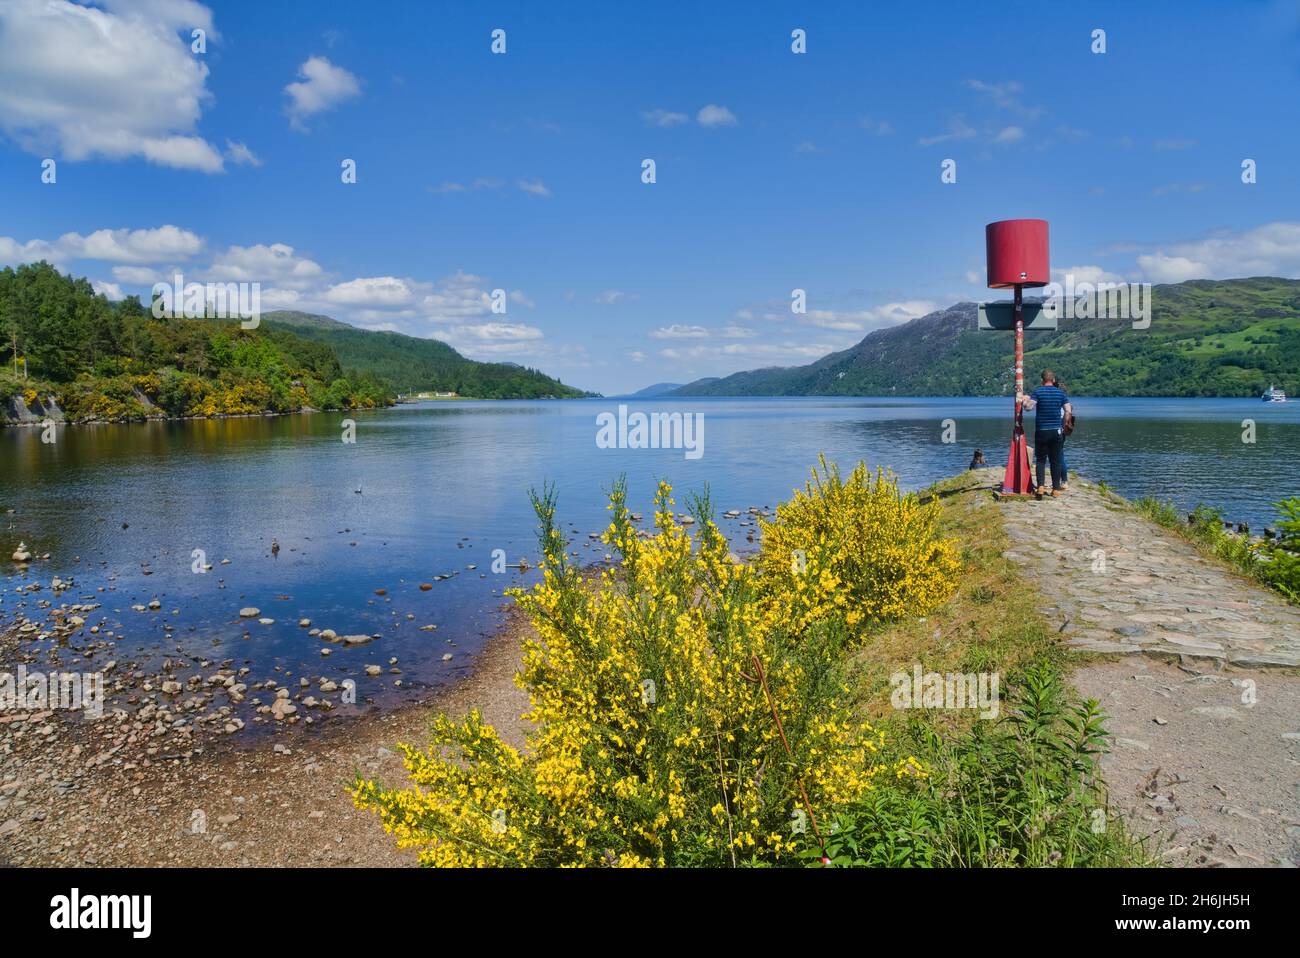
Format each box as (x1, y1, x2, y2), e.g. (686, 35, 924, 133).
(1014, 283, 1024, 429)
(985, 219, 1046, 497)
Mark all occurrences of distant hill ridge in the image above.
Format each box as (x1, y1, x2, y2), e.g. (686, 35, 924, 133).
(669, 277, 1300, 398)
(626, 382, 685, 398)
(261, 310, 591, 399)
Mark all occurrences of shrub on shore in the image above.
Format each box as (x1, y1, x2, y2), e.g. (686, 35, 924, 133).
(1261, 497, 1300, 600)
(355, 463, 1150, 868)
(354, 466, 961, 866)
(757, 456, 962, 630)
(812, 662, 1145, 867)
(1135, 495, 1300, 602)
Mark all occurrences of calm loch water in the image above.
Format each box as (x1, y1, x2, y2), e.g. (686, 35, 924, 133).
(2, 397, 1297, 720)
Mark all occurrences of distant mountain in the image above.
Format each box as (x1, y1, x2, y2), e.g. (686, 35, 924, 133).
(260, 311, 591, 399)
(627, 382, 685, 397)
(670, 278, 1300, 398)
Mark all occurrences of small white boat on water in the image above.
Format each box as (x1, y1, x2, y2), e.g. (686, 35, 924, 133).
(1261, 384, 1288, 403)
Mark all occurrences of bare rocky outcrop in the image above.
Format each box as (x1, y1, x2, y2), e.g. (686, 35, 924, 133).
(3, 395, 38, 424)
(2, 393, 65, 425)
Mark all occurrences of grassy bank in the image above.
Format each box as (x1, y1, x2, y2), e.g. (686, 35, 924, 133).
(827, 471, 1148, 866)
(1131, 493, 1300, 603)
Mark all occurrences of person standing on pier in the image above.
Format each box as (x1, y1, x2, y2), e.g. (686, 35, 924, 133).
(1017, 370, 1072, 498)
(1056, 378, 1072, 490)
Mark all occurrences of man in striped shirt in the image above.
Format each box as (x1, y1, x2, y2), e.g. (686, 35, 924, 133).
(1017, 369, 1072, 499)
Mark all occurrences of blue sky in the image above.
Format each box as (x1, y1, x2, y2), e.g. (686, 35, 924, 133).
(1, 0, 1298, 394)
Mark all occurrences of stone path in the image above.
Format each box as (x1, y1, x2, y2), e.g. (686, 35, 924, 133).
(989, 470, 1300, 867)
(996, 475, 1300, 669)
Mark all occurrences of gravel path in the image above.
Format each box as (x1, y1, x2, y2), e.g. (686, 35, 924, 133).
(993, 472, 1300, 867)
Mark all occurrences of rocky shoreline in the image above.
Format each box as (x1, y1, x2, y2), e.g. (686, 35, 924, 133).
(0, 599, 532, 866)
(0, 562, 464, 748)
(0, 391, 379, 429)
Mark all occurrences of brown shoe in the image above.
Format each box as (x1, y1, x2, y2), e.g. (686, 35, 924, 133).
(1051, 489, 1062, 497)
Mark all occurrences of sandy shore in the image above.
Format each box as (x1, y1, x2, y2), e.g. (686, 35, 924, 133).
(0, 607, 532, 867)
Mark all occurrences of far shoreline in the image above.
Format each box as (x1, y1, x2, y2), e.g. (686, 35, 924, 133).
(0, 393, 594, 430)
(3, 392, 1287, 431)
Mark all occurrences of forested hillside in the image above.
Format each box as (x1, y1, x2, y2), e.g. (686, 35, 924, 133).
(672, 278, 1300, 398)
(0, 262, 390, 422)
(261, 311, 589, 399)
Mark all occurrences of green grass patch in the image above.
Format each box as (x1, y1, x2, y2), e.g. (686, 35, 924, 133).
(828, 470, 1153, 867)
(1133, 496, 1300, 603)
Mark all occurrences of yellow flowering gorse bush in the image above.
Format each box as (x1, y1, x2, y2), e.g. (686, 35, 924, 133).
(758, 455, 961, 630)
(355, 462, 959, 866)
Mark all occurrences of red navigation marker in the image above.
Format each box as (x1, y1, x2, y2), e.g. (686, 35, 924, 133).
(983, 219, 1050, 497)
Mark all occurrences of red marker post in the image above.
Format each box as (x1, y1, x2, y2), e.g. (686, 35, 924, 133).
(983, 219, 1051, 497)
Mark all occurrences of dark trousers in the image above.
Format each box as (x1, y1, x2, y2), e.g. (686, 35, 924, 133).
(1034, 430, 1065, 491)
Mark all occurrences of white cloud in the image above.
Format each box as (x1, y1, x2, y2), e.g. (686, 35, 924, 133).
(0, 236, 56, 266)
(431, 178, 504, 194)
(697, 104, 738, 127)
(448, 322, 543, 342)
(284, 56, 360, 132)
(651, 325, 710, 339)
(0, 225, 204, 266)
(1137, 254, 1207, 284)
(517, 178, 552, 198)
(324, 276, 417, 307)
(963, 78, 1043, 120)
(421, 272, 495, 321)
(803, 300, 938, 332)
(0, 223, 564, 355)
(1052, 265, 1125, 285)
(659, 341, 836, 363)
(101, 0, 215, 33)
(225, 140, 262, 167)
(259, 288, 303, 309)
(994, 125, 1024, 143)
(594, 290, 629, 305)
(643, 108, 689, 127)
(804, 311, 864, 331)
(207, 243, 323, 288)
(859, 116, 894, 136)
(92, 280, 124, 300)
(1136, 222, 1300, 283)
(918, 116, 976, 147)
(0, 0, 224, 172)
(139, 136, 223, 172)
(112, 265, 163, 284)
